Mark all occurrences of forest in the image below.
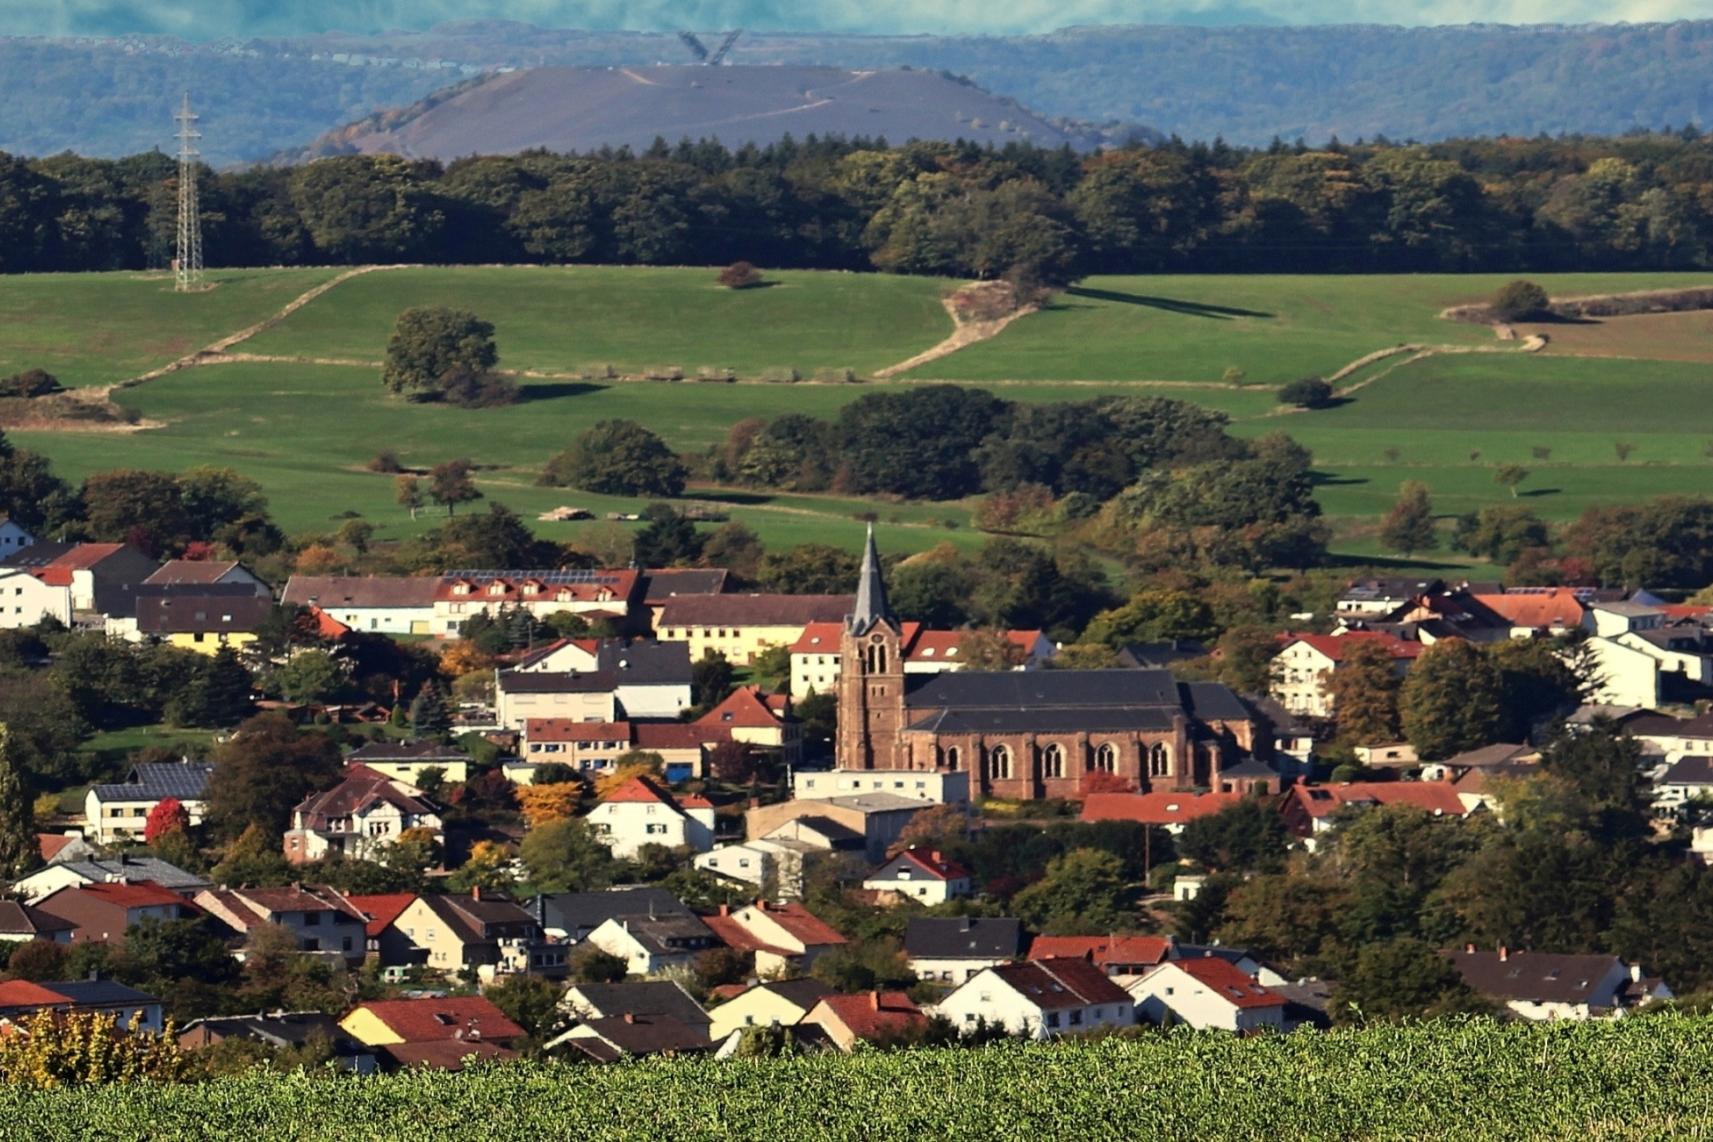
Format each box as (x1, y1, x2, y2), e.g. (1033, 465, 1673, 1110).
(4, 129, 1713, 277)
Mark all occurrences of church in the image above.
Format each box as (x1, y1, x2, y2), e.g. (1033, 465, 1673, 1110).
(836, 528, 1261, 800)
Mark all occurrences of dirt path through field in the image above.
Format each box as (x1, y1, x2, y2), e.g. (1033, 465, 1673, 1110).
(873, 294, 1039, 378)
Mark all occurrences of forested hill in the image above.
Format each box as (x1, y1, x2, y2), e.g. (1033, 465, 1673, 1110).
(6, 21, 1713, 164)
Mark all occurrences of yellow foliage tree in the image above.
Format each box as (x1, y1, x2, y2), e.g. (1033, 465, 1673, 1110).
(440, 641, 496, 677)
(594, 751, 665, 799)
(516, 782, 584, 828)
(294, 543, 341, 576)
(0, 1011, 188, 1089)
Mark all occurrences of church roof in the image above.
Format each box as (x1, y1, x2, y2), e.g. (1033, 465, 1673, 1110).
(847, 523, 897, 635)
(904, 668, 1182, 710)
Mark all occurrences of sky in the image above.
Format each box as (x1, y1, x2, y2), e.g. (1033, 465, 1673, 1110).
(1, 0, 1708, 38)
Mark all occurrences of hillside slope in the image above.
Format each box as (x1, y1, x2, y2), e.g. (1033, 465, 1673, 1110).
(304, 66, 1100, 159)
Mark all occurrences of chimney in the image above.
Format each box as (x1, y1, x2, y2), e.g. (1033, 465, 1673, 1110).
(1631, 963, 1644, 982)
(1464, 943, 1475, 954)
(718, 904, 730, 918)
(869, 992, 880, 1011)
(1498, 946, 1509, 962)
(930, 851, 943, 865)
(623, 1012, 636, 1024)
(471, 885, 481, 902)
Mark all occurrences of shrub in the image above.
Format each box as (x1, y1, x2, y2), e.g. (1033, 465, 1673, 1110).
(540, 419, 688, 496)
(717, 261, 765, 289)
(759, 367, 802, 383)
(1490, 279, 1551, 322)
(1278, 377, 1334, 408)
(0, 368, 64, 398)
(440, 368, 519, 409)
(366, 449, 402, 474)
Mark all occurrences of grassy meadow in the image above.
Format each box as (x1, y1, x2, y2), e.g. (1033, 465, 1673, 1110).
(6, 263, 1713, 564)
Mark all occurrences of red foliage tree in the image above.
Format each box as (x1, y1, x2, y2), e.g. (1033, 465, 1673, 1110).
(1081, 770, 1137, 795)
(705, 740, 756, 783)
(144, 797, 190, 844)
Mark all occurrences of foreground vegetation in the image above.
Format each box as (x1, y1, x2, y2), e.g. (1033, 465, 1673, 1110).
(6, 1017, 1713, 1139)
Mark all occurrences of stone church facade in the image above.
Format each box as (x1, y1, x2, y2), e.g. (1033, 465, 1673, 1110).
(836, 529, 1259, 800)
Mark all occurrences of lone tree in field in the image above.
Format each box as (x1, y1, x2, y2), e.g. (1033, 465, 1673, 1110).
(1614, 441, 1637, 463)
(1278, 377, 1334, 409)
(396, 475, 424, 519)
(541, 419, 688, 496)
(718, 261, 765, 289)
(1380, 481, 1437, 555)
(1493, 464, 1529, 498)
(429, 458, 483, 516)
(382, 307, 498, 400)
(1489, 279, 1550, 322)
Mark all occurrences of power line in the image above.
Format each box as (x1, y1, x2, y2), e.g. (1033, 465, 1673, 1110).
(175, 91, 205, 293)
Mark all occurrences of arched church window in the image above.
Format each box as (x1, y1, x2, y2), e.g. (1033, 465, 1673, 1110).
(1095, 743, 1119, 773)
(1041, 743, 1066, 779)
(1149, 742, 1171, 778)
(987, 745, 1012, 781)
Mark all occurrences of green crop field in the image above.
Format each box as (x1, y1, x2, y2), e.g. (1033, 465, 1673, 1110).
(0, 268, 342, 388)
(6, 1018, 1713, 1140)
(6, 264, 1713, 564)
(241, 266, 956, 378)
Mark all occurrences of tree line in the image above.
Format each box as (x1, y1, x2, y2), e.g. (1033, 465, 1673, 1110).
(7, 129, 1713, 277)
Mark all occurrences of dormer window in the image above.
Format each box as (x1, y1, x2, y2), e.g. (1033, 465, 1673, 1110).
(453, 583, 471, 596)
(488, 583, 506, 596)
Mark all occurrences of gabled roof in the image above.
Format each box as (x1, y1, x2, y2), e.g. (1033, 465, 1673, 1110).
(0, 979, 85, 1013)
(352, 996, 524, 1044)
(347, 740, 472, 764)
(434, 568, 639, 605)
(32, 543, 126, 584)
(986, 957, 1131, 1010)
(135, 593, 273, 635)
(904, 917, 1024, 960)
(281, 576, 440, 609)
(563, 1015, 712, 1059)
(0, 900, 76, 938)
(878, 848, 970, 882)
(28, 857, 208, 892)
(1285, 781, 1470, 820)
(531, 889, 692, 935)
(658, 594, 855, 628)
(635, 722, 731, 751)
(1659, 756, 1713, 786)
(37, 833, 82, 863)
(640, 568, 731, 604)
(696, 685, 786, 729)
(1080, 791, 1248, 826)
(412, 893, 538, 945)
(525, 719, 636, 744)
(1028, 935, 1171, 970)
(0, 979, 159, 1012)
(213, 885, 366, 923)
(564, 981, 711, 1026)
(291, 767, 438, 831)
(89, 761, 214, 803)
(145, 560, 245, 586)
(344, 893, 419, 938)
(1626, 713, 1713, 741)
(808, 991, 924, 1042)
(1470, 589, 1587, 630)
(737, 902, 847, 949)
(730, 978, 835, 1011)
(1162, 957, 1287, 1008)
(599, 775, 696, 811)
(1444, 948, 1629, 1005)
(1441, 743, 1537, 770)
(596, 914, 717, 956)
(1281, 631, 1427, 662)
(45, 880, 188, 910)
(380, 1040, 518, 1071)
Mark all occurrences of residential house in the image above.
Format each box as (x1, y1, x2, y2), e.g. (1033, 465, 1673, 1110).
(521, 719, 725, 783)
(863, 849, 972, 904)
(281, 576, 439, 636)
(282, 766, 443, 865)
(697, 685, 800, 761)
(585, 913, 721, 976)
(12, 856, 210, 904)
(83, 760, 214, 844)
(1279, 781, 1473, 849)
(1271, 632, 1426, 719)
(386, 891, 565, 980)
(745, 793, 931, 864)
(801, 991, 926, 1051)
(904, 917, 1026, 985)
(345, 740, 472, 786)
(1026, 935, 1173, 980)
(340, 995, 524, 1070)
(1657, 755, 1713, 810)
(640, 568, 731, 630)
(1170, 944, 1289, 987)
(36, 832, 97, 866)
(693, 830, 831, 897)
(527, 888, 692, 943)
(432, 568, 642, 636)
(1128, 957, 1289, 1032)
(1244, 695, 1318, 767)
(792, 768, 970, 806)
(702, 901, 847, 976)
(656, 593, 854, 666)
(1624, 712, 1713, 759)
(1443, 946, 1670, 1020)
(133, 588, 274, 654)
(0, 518, 35, 554)
(18, 542, 158, 619)
(1335, 578, 1445, 619)
(561, 980, 713, 1029)
(178, 1012, 376, 1073)
(935, 957, 1134, 1039)
(343, 892, 419, 965)
(31, 881, 200, 945)
(1116, 640, 1211, 669)
(193, 885, 368, 965)
(707, 978, 834, 1041)
(0, 979, 165, 1035)
(552, 1015, 714, 1062)
(788, 620, 1053, 700)
(0, 900, 75, 944)
(1420, 743, 1540, 784)
(0, 569, 71, 629)
(1080, 790, 1250, 834)
(145, 560, 271, 595)
(1470, 588, 1588, 638)
(585, 776, 716, 859)
(507, 638, 691, 717)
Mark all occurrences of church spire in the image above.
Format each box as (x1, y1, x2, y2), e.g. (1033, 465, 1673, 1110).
(849, 523, 896, 633)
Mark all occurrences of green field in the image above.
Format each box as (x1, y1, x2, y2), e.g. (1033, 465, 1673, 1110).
(910, 271, 1713, 383)
(7, 1019, 1713, 1140)
(0, 268, 342, 388)
(7, 264, 1713, 562)
(242, 266, 955, 377)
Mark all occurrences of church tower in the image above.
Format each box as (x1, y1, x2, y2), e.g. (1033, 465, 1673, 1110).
(836, 525, 907, 770)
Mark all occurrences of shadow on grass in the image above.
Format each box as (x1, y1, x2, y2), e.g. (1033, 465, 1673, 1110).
(681, 489, 776, 506)
(1311, 472, 1370, 487)
(1065, 286, 1273, 319)
(517, 382, 607, 403)
(1519, 488, 1561, 498)
(1321, 552, 1476, 572)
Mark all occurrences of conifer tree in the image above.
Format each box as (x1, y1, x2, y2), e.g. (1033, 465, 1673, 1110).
(1379, 480, 1438, 555)
(0, 727, 39, 879)
(410, 681, 450, 738)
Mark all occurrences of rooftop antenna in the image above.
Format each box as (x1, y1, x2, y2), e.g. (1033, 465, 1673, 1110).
(174, 92, 206, 293)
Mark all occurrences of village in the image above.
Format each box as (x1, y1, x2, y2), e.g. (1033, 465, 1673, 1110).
(0, 512, 1707, 1072)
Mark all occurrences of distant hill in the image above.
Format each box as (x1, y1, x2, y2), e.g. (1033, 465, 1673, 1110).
(294, 65, 1111, 160)
(5, 21, 1713, 163)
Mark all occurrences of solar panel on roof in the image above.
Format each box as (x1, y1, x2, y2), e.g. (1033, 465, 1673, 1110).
(441, 569, 624, 583)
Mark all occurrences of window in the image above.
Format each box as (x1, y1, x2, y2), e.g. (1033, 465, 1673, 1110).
(1149, 742, 1171, 778)
(303, 912, 321, 926)
(1069, 1010, 1083, 1025)
(1095, 743, 1119, 773)
(986, 745, 1012, 781)
(1045, 1011, 1060, 1028)
(1041, 743, 1066, 779)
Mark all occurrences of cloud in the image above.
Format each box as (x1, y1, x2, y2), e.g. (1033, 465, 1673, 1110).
(1, 0, 1710, 38)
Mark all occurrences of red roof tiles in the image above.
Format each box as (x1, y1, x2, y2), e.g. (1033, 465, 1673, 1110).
(344, 893, 418, 939)
(1167, 957, 1287, 1008)
(807, 991, 924, 1043)
(1284, 631, 1426, 662)
(1287, 781, 1469, 820)
(696, 686, 787, 729)
(352, 996, 524, 1045)
(1080, 791, 1248, 826)
(1028, 935, 1171, 971)
(1471, 590, 1587, 630)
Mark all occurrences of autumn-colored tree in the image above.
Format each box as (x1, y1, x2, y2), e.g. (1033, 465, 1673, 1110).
(0, 1010, 188, 1088)
(885, 802, 969, 859)
(143, 797, 190, 844)
(958, 630, 1029, 671)
(1322, 639, 1404, 746)
(439, 641, 496, 677)
(594, 751, 665, 799)
(1081, 770, 1138, 796)
(516, 781, 584, 828)
(705, 740, 757, 783)
(294, 543, 341, 575)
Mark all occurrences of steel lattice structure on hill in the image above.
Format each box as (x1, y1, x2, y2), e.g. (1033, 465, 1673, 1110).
(174, 92, 204, 293)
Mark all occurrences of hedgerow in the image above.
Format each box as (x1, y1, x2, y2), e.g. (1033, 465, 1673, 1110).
(4, 1017, 1713, 1140)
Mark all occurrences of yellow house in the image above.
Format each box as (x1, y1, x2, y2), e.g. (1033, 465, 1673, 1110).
(339, 995, 525, 1048)
(655, 594, 852, 667)
(135, 592, 273, 657)
(708, 978, 835, 1040)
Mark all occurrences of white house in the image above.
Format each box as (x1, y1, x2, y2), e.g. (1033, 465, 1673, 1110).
(862, 849, 972, 905)
(788, 621, 1055, 700)
(583, 914, 721, 976)
(904, 917, 1025, 985)
(0, 570, 70, 630)
(935, 958, 1134, 1039)
(344, 741, 472, 787)
(431, 569, 641, 637)
(11, 856, 210, 904)
(83, 761, 214, 845)
(1271, 632, 1424, 718)
(1576, 636, 1663, 709)
(280, 576, 439, 636)
(702, 901, 847, 976)
(1127, 957, 1289, 1032)
(695, 837, 808, 896)
(584, 776, 715, 859)
(281, 766, 443, 865)
(495, 640, 693, 729)
(792, 768, 970, 806)
(144, 560, 271, 596)
(1444, 947, 1670, 1020)
(193, 885, 368, 966)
